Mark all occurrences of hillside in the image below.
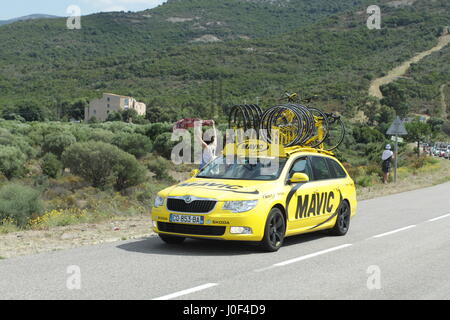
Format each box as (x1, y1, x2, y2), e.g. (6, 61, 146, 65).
(0, 14, 60, 26)
(369, 31, 450, 99)
(385, 37, 450, 119)
(0, 0, 449, 123)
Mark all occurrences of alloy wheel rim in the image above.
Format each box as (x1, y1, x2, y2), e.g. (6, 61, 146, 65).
(269, 214, 284, 247)
(338, 203, 350, 231)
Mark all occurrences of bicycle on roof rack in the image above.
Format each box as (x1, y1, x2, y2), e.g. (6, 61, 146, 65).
(228, 92, 346, 152)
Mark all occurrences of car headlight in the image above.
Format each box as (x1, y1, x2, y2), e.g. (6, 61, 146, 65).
(154, 195, 164, 207)
(223, 200, 258, 213)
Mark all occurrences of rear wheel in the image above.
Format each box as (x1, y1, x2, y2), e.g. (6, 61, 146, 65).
(260, 208, 286, 252)
(330, 201, 350, 236)
(159, 234, 186, 244)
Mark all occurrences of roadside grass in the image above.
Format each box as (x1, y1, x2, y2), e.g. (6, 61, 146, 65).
(0, 177, 171, 234)
(357, 157, 450, 200)
(0, 218, 19, 234)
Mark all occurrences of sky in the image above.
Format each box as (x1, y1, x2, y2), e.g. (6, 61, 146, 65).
(0, 0, 168, 20)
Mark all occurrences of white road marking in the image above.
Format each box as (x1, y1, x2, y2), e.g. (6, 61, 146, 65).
(152, 283, 218, 300)
(253, 265, 277, 273)
(427, 213, 450, 222)
(372, 225, 416, 239)
(272, 244, 353, 267)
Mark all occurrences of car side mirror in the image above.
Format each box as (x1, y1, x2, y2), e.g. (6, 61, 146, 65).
(289, 173, 309, 184)
(190, 169, 199, 177)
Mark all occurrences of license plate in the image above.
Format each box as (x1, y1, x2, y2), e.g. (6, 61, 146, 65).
(170, 214, 204, 225)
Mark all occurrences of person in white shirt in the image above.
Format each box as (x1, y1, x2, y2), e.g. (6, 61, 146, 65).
(196, 120, 217, 170)
(381, 144, 395, 184)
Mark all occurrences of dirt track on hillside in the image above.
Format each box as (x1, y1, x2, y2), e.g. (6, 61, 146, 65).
(369, 31, 450, 99)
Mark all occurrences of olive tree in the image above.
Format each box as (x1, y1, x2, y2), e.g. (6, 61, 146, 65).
(42, 132, 77, 158)
(41, 153, 63, 178)
(62, 142, 146, 190)
(0, 146, 26, 179)
(111, 133, 153, 158)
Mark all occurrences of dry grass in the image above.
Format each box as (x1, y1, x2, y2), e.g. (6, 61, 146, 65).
(357, 158, 450, 200)
(0, 215, 153, 259)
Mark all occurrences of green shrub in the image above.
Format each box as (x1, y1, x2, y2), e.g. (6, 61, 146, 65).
(145, 156, 173, 181)
(106, 111, 123, 122)
(344, 165, 363, 181)
(69, 125, 92, 142)
(144, 123, 172, 139)
(356, 176, 372, 187)
(101, 122, 134, 133)
(111, 133, 153, 158)
(0, 130, 36, 159)
(114, 152, 148, 190)
(423, 156, 439, 165)
(442, 122, 450, 136)
(365, 164, 383, 178)
(153, 132, 177, 159)
(42, 132, 77, 158)
(0, 146, 26, 179)
(88, 129, 115, 143)
(0, 184, 44, 227)
(62, 142, 147, 190)
(41, 153, 63, 178)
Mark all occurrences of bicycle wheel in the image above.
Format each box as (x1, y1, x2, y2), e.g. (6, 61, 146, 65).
(323, 114, 345, 151)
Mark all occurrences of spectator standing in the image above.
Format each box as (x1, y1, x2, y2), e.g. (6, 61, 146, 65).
(381, 144, 395, 184)
(195, 120, 217, 170)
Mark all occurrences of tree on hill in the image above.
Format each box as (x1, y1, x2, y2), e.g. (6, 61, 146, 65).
(380, 83, 409, 118)
(405, 120, 432, 156)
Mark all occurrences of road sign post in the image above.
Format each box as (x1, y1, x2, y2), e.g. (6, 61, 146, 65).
(386, 117, 408, 183)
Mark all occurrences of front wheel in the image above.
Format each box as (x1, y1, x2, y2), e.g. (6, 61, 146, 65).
(260, 208, 286, 252)
(159, 234, 186, 244)
(330, 201, 350, 236)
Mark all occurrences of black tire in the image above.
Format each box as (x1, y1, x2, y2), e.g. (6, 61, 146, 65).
(159, 234, 186, 244)
(330, 200, 350, 236)
(260, 208, 286, 252)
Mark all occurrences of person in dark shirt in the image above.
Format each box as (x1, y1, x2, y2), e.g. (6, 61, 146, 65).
(381, 144, 395, 184)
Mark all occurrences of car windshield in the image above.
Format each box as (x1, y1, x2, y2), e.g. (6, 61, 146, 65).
(197, 156, 287, 180)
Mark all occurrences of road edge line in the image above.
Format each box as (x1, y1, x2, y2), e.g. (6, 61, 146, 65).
(372, 225, 416, 239)
(152, 283, 218, 300)
(427, 213, 450, 222)
(272, 244, 353, 267)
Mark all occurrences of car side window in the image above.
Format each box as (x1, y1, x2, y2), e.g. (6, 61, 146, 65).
(289, 157, 311, 179)
(310, 156, 333, 181)
(326, 158, 347, 179)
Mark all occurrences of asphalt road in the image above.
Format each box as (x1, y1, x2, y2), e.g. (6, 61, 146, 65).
(1, 182, 450, 300)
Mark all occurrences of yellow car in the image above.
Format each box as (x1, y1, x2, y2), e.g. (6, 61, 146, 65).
(151, 141, 357, 252)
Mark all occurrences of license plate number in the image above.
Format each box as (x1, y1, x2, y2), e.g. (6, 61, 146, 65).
(170, 214, 204, 225)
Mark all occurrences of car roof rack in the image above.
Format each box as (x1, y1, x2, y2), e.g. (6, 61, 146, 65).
(228, 92, 345, 152)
